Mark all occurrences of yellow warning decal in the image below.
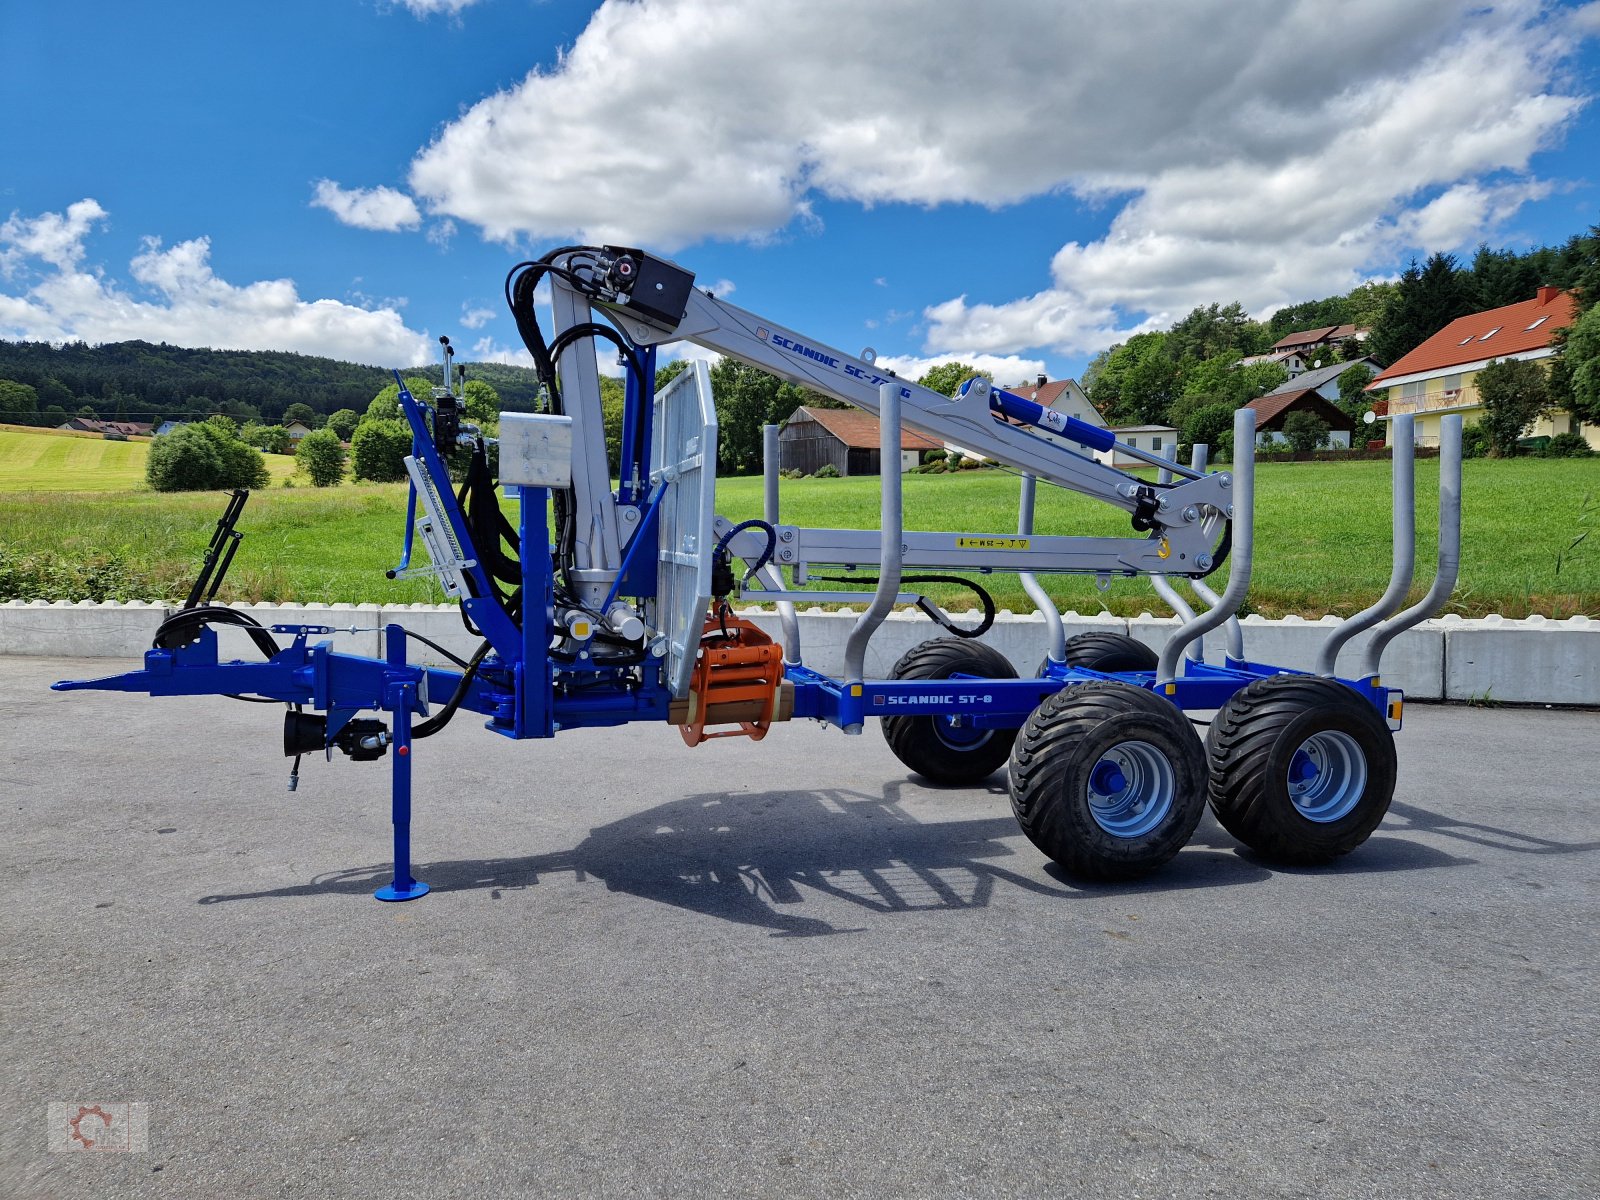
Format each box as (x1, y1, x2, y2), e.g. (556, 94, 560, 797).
(850, 684, 862, 697)
(1157, 538, 1171, 560)
(956, 536, 1030, 551)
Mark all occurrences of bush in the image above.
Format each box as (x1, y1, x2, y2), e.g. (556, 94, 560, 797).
(921, 449, 944, 465)
(778, 467, 805, 479)
(814, 463, 841, 478)
(1460, 424, 1491, 458)
(241, 422, 293, 455)
(350, 419, 413, 482)
(1477, 358, 1550, 457)
(146, 422, 270, 492)
(1544, 431, 1594, 458)
(297, 427, 347, 486)
(1282, 410, 1331, 453)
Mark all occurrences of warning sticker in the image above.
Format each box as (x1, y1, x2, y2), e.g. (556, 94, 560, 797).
(956, 536, 1030, 551)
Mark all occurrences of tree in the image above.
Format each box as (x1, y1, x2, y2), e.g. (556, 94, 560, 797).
(0, 379, 40, 425)
(1175, 355, 1287, 417)
(297, 427, 346, 487)
(1367, 253, 1475, 367)
(1562, 302, 1600, 426)
(1266, 296, 1353, 340)
(1344, 281, 1399, 333)
(240, 422, 292, 455)
(1086, 332, 1179, 425)
(282, 402, 318, 428)
(1335, 363, 1377, 429)
(1476, 358, 1550, 457)
(708, 359, 806, 473)
(1469, 244, 1542, 310)
(462, 379, 500, 430)
(325, 408, 360, 441)
(146, 422, 270, 492)
(350, 419, 413, 482)
(600, 375, 626, 470)
(916, 361, 990, 398)
(1165, 302, 1268, 362)
(365, 378, 432, 423)
(1282, 410, 1331, 453)
(1182, 402, 1236, 457)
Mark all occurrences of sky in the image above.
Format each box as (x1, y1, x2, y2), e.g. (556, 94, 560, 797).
(3, 0, 1599, 390)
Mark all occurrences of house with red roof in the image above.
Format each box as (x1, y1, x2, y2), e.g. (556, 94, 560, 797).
(1270, 323, 1368, 358)
(1243, 391, 1358, 447)
(1364, 287, 1590, 448)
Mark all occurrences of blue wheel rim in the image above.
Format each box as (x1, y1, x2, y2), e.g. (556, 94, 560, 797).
(1085, 739, 1175, 838)
(1287, 730, 1367, 822)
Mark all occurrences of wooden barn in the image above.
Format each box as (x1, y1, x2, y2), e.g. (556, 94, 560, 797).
(778, 406, 943, 476)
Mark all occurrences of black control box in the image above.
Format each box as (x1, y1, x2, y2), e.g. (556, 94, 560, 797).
(603, 246, 695, 328)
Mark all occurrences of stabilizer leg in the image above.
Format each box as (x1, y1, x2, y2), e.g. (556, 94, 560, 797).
(375, 629, 430, 902)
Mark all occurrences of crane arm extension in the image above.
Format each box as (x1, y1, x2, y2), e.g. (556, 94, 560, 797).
(551, 247, 1232, 572)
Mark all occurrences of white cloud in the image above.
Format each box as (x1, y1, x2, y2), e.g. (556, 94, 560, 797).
(310, 179, 422, 232)
(874, 352, 1051, 389)
(469, 336, 528, 365)
(403, 0, 1594, 361)
(460, 305, 496, 328)
(706, 279, 735, 298)
(392, 0, 481, 17)
(426, 218, 457, 248)
(0, 198, 107, 274)
(0, 200, 434, 367)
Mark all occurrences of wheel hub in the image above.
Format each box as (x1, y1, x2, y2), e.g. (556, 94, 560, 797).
(1085, 740, 1176, 838)
(1286, 730, 1368, 823)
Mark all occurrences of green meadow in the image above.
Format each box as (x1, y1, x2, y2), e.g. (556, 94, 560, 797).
(0, 426, 1595, 617)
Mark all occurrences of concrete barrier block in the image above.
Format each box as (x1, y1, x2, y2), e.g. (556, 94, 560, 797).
(209, 603, 381, 662)
(1444, 614, 1600, 705)
(0, 599, 171, 658)
(379, 604, 483, 667)
(1123, 612, 1446, 698)
(735, 606, 1123, 678)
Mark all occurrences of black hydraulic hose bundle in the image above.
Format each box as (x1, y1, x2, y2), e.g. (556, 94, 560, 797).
(154, 604, 281, 659)
(809, 573, 998, 639)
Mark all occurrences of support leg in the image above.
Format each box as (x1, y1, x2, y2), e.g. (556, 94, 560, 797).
(375, 682, 430, 902)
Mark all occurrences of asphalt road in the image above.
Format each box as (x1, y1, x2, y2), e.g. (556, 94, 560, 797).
(3, 654, 1597, 1199)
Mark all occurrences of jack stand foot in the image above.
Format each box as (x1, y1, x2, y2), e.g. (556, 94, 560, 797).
(375, 879, 430, 903)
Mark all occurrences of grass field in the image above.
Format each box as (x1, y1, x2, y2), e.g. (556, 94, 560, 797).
(1, 419, 1595, 617)
(0, 425, 297, 492)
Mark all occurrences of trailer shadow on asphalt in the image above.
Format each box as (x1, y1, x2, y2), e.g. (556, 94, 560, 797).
(187, 778, 1521, 935)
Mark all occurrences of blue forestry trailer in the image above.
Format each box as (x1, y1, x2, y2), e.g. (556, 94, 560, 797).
(55, 247, 1462, 899)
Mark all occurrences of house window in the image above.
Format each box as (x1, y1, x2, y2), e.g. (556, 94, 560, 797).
(1459, 335, 1474, 345)
(1127, 437, 1138, 448)
(1152, 436, 1163, 450)
(1478, 327, 1501, 341)
(1401, 380, 1425, 406)
(1526, 315, 1549, 331)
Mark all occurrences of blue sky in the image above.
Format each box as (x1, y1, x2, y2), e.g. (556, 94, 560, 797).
(3, 0, 1599, 387)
